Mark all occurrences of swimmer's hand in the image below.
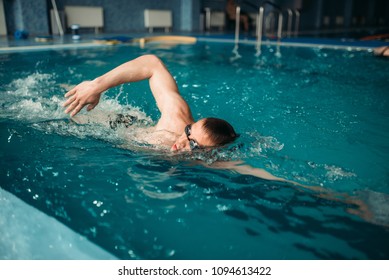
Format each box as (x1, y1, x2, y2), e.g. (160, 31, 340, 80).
(63, 80, 102, 117)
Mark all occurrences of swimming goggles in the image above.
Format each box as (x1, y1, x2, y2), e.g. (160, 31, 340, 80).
(185, 124, 200, 150)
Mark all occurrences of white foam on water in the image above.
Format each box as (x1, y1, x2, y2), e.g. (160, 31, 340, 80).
(324, 165, 356, 182)
(2, 72, 155, 147)
(247, 133, 285, 154)
(7, 73, 55, 97)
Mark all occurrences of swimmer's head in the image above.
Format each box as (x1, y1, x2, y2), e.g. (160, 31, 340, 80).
(201, 117, 238, 146)
(171, 118, 237, 152)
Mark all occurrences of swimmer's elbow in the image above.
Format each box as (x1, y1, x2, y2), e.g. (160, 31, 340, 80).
(140, 54, 164, 70)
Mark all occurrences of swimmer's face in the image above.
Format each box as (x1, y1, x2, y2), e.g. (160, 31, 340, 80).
(171, 119, 215, 152)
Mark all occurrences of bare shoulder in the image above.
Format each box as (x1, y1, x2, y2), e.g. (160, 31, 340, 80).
(154, 90, 194, 133)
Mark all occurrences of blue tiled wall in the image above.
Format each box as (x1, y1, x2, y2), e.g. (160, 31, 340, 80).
(57, 0, 184, 33)
(4, 0, 204, 35)
(4, 0, 49, 35)
(181, 0, 201, 31)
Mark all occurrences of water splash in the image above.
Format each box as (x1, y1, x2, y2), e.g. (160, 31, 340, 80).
(246, 132, 284, 154)
(324, 165, 356, 182)
(7, 73, 55, 97)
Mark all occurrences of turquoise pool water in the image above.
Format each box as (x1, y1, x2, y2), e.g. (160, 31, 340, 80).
(1, 42, 388, 259)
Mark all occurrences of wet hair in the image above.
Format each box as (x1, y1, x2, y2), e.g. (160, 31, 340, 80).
(202, 117, 238, 146)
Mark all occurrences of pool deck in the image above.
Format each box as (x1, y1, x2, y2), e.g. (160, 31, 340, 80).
(0, 32, 388, 53)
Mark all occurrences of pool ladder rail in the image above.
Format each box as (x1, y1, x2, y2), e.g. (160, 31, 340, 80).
(51, 0, 64, 36)
(233, 1, 300, 55)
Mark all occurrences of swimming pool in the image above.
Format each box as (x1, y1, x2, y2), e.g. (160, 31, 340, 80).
(1, 40, 388, 259)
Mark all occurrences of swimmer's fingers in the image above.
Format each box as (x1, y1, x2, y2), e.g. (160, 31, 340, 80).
(65, 98, 85, 117)
(64, 81, 89, 98)
(65, 87, 77, 98)
(63, 81, 102, 116)
(70, 103, 84, 117)
(65, 94, 100, 116)
(64, 98, 81, 115)
(63, 95, 76, 107)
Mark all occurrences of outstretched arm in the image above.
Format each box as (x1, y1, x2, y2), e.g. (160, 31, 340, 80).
(208, 160, 384, 226)
(63, 55, 193, 128)
(209, 160, 327, 192)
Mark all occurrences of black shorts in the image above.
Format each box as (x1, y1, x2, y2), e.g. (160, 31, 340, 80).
(109, 114, 138, 130)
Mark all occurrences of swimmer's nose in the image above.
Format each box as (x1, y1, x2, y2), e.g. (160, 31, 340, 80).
(171, 143, 188, 152)
(171, 143, 178, 151)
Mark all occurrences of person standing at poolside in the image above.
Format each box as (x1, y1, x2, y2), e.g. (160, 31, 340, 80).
(63, 54, 238, 152)
(226, 0, 250, 33)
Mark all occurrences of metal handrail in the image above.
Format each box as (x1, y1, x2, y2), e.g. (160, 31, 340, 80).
(234, 1, 299, 55)
(276, 12, 283, 39)
(234, 6, 241, 46)
(286, 9, 300, 37)
(255, 1, 283, 51)
(261, 1, 283, 39)
(287, 9, 293, 37)
(255, 6, 264, 54)
(294, 10, 300, 37)
(51, 0, 64, 36)
(204, 7, 211, 31)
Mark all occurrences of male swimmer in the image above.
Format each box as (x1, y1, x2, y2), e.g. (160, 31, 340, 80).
(62, 54, 323, 184)
(63, 54, 385, 227)
(63, 54, 237, 152)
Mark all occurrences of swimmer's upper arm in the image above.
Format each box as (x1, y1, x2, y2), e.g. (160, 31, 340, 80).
(100, 54, 189, 116)
(147, 55, 185, 114)
(146, 55, 194, 130)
